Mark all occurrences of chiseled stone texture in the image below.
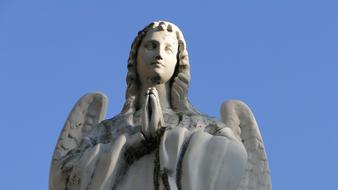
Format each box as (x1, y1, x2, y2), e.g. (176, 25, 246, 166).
(50, 21, 271, 190)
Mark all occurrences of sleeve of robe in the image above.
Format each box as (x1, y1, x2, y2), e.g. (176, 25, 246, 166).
(159, 127, 248, 190)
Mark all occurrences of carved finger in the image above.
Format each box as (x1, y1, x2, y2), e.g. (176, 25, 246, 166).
(148, 88, 161, 117)
(153, 91, 164, 127)
(142, 94, 150, 139)
(149, 87, 159, 99)
(149, 88, 163, 126)
(149, 94, 160, 138)
(145, 88, 151, 96)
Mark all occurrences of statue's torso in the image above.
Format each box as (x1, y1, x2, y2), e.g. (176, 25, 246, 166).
(62, 111, 247, 190)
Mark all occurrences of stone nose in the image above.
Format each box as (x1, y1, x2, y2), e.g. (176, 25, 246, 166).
(154, 46, 164, 60)
(155, 55, 163, 60)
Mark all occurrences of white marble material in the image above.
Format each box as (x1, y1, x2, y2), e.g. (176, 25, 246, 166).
(50, 21, 271, 190)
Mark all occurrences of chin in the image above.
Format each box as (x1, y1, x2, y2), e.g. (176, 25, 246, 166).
(149, 71, 171, 85)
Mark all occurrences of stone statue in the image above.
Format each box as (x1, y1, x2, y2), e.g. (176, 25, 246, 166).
(49, 21, 271, 190)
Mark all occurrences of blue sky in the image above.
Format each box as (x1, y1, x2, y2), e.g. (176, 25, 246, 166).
(1, 0, 337, 189)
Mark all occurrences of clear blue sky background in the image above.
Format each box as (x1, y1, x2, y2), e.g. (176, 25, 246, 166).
(1, 0, 337, 189)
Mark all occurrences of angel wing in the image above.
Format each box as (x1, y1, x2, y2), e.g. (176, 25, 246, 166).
(49, 92, 108, 190)
(221, 100, 271, 190)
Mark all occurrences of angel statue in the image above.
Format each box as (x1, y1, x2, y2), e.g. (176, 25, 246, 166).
(50, 21, 272, 190)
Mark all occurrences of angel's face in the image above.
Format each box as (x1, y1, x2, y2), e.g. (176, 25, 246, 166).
(136, 30, 178, 86)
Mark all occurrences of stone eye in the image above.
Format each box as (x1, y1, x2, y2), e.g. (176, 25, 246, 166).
(145, 42, 157, 50)
(165, 46, 173, 53)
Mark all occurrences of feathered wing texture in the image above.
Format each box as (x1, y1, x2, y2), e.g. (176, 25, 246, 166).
(49, 92, 108, 190)
(220, 100, 271, 190)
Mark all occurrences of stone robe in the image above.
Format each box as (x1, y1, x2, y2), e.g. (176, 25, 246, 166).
(58, 109, 247, 190)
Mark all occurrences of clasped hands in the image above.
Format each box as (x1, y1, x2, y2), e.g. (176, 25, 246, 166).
(141, 87, 165, 141)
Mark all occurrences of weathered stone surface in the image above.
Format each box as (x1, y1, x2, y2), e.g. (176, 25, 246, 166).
(50, 21, 271, 190)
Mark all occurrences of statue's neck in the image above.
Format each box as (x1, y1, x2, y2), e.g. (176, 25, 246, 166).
(137, 82, 171, 111)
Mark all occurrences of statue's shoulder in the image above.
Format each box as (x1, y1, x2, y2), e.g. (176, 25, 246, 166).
(99, 115, 122, 128)
(180, 112, 227, 133)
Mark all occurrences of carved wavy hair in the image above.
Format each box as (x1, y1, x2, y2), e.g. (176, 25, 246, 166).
(121, 21, 196, 114)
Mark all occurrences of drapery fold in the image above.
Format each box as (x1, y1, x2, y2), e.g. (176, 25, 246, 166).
(64, 124, 246, 190)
